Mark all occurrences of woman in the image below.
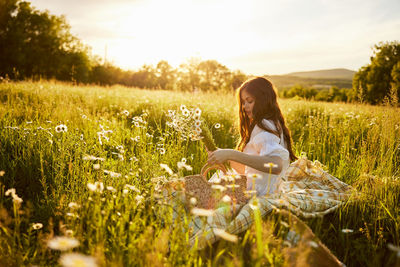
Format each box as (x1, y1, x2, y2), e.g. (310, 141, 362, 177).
(207, 76, 297, 196)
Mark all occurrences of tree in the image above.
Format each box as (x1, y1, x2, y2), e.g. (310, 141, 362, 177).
(0, 0, 91, 82)
(155, 60, 176, 90)
(353, 41, 400, 104)
(197, 60, 230, 91)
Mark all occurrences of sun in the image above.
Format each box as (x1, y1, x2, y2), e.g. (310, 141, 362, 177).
(105, 0, 249, 70)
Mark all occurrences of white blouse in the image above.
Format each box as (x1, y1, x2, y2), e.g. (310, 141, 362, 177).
(243, 119, 290, 196)
(208, 119, 290, 196)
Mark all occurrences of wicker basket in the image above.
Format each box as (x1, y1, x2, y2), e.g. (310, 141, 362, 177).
(184, 163, 249, 209)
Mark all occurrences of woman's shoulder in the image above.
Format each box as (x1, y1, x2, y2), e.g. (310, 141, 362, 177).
(261, 119, 278, 131)
(251, 119, 280, 143)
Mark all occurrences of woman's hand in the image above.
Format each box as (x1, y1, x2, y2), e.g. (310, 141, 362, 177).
(207, 149, 234, 165)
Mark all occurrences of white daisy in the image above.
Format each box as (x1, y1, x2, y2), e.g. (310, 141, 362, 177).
(341, 229, 354, 234)
(32, 223, 43, 230)
(221, 195, 232, 203)
(82, 155, 105, 161)
(264, 162, 278, 169)
(87, 182, 104, 193)
(190, 197, 197, 205)
(160, 163, 173, 175)
(68, 202, 80, 209)
(47, 236, 80, 251)
(92, 164, 100, 170)
(55, 124, 68, 133)
(59, 253, 97, 267)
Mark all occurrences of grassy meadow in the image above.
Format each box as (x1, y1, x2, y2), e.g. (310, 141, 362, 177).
(0, 81, 399, 266)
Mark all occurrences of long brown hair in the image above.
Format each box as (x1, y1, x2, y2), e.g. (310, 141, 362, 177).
(236, 77, 297, 162)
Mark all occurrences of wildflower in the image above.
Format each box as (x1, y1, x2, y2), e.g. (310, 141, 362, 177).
(249, 197, 259, 210)
(32, 223, 43, 230)
(211, 184, 227, 192)
(231, 174, 242, 180)
(13, 195, 23, 204)
(180, 104, 187, 112)
(0, 170, 5, 176)
(80, 134, 84, 140)
(68, 202, 80, 209)
(264, 162, 278, 169)
(87, 182, 104, 193)
(5, 188, 23, 204)
(125, 184, 140, 193)
(177, 161, 193, 171)
(210, 177, 222, 184)
(181, 157, 187, 163)
(247, 173, 262, 179)
(214, 123, 221, 129)
(81, 115, 87, 119)
(83, 155, 105, 161)
(135, 195, 144, 204)
(59, 252, 98, 267)
(106, 186, 116, 193)
(225, 184, 240, 189)
(122, 110, 129, 116)
(191, 208, 214, 217)
(194, 120, 201, 127)
(48, 236, 80, 251)
(160, 163, 173, 175)
(103, 170, 121, 178)
(93, 164, 100, 170)
(159, 148, 166, 155)
(55, 124, 68, 133)
(190, 197, 197, 205)
(194, 127, 202, 135)
(221, 195, 232, 203)
(131, 136, 140, 142)
(214, 228, 238, 243)
(221, 175, 234, 182)
(341, 229, 354, 234)
(182, 109, 190, 117)
(5, 188, 16, 197)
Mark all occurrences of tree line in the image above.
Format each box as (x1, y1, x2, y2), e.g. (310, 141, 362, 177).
(0, 1, 399, 104)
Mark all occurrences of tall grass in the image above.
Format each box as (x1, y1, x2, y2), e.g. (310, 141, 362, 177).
(0, 81, 399, 266)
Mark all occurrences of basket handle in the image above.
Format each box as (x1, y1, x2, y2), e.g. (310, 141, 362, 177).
(201, 163, 227, 180)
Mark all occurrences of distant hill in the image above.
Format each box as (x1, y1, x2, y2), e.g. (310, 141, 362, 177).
(264, 68, 356, 90)
(286, 68, 355, 80)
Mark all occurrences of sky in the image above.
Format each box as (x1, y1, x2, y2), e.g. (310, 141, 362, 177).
(29, 0, 400, 75)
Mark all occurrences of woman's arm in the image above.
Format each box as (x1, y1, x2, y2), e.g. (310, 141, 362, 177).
(208, 149, 283, 174)
(228, 160, 245, 174)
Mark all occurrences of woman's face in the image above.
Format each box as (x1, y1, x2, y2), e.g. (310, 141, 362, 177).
(240, 89, 255, 119)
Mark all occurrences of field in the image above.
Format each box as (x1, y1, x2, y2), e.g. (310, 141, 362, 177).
(0, 81, 399, 266)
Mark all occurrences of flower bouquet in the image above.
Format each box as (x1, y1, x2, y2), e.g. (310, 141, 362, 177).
(165, 105, 248, 209)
